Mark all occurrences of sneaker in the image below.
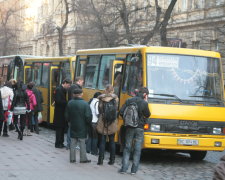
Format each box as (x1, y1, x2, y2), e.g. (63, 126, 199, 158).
(27, 131, 32, 136)
(131, 172, 136, 175)
(75, 146, 80, 150)
(118, 169, 126, 174)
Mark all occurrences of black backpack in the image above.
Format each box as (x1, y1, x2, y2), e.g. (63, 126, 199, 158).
(123, 102, 139, 127)
(102, 99, 117, 126)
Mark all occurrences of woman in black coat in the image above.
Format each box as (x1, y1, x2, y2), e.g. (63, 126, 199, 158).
(10, 81, 30, 140)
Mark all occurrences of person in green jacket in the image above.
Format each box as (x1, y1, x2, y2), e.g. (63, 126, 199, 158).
(65, 88, 92, 163)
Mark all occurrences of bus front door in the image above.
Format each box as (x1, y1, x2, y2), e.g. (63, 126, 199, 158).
(49, 66, 60, 124)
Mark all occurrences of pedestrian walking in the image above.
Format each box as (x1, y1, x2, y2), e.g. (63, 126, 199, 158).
(66, 76, 84, 149)
(53, 79, 71, 148)
(65, 88, 92, 163)
(96, 84, 118, 165)
(26, 82, 37, 136)
(119, 87, 150, 175)
(0, 80, 14, 137)
(86, 92, 101, 155)
(32, 82, 43, 134)
(10, 81, 30, 140)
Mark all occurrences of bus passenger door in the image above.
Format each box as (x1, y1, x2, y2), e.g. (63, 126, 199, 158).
(49, 66, 60, 124)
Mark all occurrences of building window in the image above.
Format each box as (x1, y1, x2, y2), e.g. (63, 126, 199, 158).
(210, 40, 219, 51)
(192, 41, 200, 49)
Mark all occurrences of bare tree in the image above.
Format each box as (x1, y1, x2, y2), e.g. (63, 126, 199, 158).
(0, 0, 23, 55)
(74, 0, 177, 47)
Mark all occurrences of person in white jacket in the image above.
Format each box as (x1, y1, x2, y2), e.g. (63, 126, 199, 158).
(0, 80, 14, 137)
(86, 92, 101, 155)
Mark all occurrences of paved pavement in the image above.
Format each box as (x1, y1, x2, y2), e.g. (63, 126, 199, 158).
(0, 127, 224, 180)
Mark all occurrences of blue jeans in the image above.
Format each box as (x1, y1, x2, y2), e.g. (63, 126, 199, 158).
(99, 134, 115, 159)
(121, 128, 144, 173)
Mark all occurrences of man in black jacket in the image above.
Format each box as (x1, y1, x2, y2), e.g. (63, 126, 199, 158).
(54, 79, 71, 148)
(68, 76, 84, 101)
(119, 87, 150, 175)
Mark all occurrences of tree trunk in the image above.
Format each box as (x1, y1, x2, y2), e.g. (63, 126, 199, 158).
(160, 0, 177, 46)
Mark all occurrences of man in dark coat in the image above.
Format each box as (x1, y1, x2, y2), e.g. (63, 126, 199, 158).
(54, 79, 71, 148)
(65, 88, 92, 163)
(68, 76, 84, 101)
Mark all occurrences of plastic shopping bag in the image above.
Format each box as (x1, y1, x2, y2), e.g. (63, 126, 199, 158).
(5, 111, 13, 125)
(38, 112, 43, 124)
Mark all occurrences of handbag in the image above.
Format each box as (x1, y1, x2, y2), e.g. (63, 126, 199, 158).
(38, 112, 43, 124)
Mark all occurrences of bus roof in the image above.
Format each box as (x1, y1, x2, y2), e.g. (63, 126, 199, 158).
(25, 56, 76, 62)
(76, 46, 221, 58)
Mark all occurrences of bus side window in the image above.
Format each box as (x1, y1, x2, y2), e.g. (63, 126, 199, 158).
(75, 56, 86, 81)
(123, 54, 143, 95)
(25, 68, 32, 84)
(42, 63, 50, 87)
(33, 63, 42, 86)
(84, 56, 100, 89)
(98, 55, 115, 90)
(51, 69, 60, 105)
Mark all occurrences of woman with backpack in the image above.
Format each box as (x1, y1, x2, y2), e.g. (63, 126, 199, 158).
(10, 81, 30, 140)
(96, 84, 118, 165)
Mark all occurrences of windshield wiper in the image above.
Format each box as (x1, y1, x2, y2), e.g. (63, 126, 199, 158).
(150, 93, 183, 103)
(189, 95, 224, 104)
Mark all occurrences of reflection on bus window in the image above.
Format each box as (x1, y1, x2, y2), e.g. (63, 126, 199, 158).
(42, 63, 50, 87)
(98, 55, 115, 90)
(25, 68, 32, 84)
(84, 56, 100, 88)
(123, 55, 143, 95)
(51, 69, 59, 104)
(33, 63, 42, 86)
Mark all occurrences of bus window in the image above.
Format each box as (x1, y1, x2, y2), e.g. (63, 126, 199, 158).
(123, 54, 143, 95)
(84, 56, 100, 88)
(75, 56, 86, 79)
(25, 68, 32, 84)
(60, 62, 71, 82)
(98, 55, 115, 90)
(33, 63, 42, 86)
(42, 63, 50, 87)
(51, 68, 60, 105)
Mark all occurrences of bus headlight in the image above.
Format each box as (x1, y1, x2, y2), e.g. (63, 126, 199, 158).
(150, 124, 161, 132)
(213, 128, 222, 134)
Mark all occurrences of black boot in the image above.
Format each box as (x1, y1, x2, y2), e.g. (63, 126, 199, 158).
(97, 156, 103, 165)
(108, 156, 115, 165)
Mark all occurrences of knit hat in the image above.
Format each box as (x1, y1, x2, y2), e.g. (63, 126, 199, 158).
(73, 88, 83, 94)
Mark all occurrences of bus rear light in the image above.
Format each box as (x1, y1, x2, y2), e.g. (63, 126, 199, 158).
(151, 139, 160, 144)
(223, 128, 225, 134)
(144, 124, 149, 130)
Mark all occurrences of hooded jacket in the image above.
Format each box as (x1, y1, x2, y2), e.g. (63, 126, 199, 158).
(96, 93, 118, 135)
(26, 89, 37, 110)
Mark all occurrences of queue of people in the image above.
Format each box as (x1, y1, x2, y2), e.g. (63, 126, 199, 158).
(0, 79, 43, 140)
(53, 76, 151, 175)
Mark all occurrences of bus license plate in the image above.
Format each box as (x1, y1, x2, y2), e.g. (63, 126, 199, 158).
(178, 139, 199, 146)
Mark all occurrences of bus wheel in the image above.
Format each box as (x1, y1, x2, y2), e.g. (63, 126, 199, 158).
(189, 151, 207, 160)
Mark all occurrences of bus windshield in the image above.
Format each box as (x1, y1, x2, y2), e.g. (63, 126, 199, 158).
(147, 54, 223, 102)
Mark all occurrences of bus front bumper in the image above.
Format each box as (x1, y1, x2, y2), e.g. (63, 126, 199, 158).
(143, 134, 225, 151)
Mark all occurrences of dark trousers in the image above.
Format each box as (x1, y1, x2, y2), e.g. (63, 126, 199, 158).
(14, 114, 26, 134)
(99, 133, 115, 159)
(0, 111, 8, 135)
(0, 120, 7, 135)
(86, 123, 98, 155)
(33, 112, 39, 134)
(27, 111, 33, 130)
(55, 127, 65, 146)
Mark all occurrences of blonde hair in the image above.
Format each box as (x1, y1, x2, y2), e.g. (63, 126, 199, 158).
(105, 84, 114, 94)
(9, 79, 17, 85)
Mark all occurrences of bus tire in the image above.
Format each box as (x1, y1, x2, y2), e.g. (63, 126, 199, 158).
(189, 151, 207, 160)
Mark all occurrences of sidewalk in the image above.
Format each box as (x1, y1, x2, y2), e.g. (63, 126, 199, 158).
(0, 130, 151, 180)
